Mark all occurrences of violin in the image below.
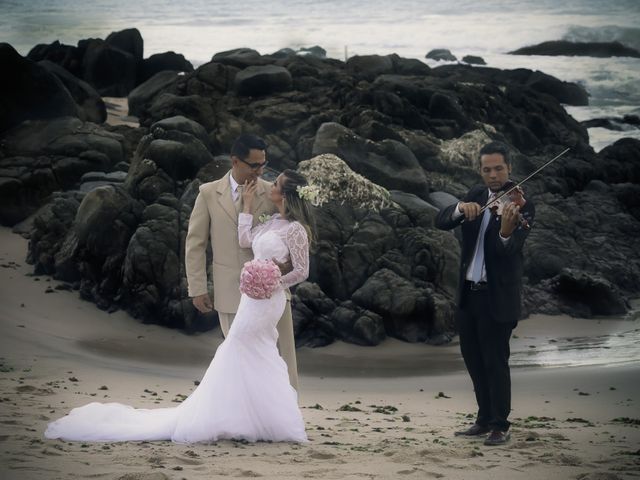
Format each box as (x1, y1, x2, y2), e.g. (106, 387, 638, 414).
(484, 181, 530, 230)
(459, 147, 570, 228)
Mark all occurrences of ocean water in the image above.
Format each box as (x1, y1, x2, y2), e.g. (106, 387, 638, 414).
(1, 0, 639, 150)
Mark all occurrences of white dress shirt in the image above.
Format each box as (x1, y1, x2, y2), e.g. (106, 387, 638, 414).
(451, 190, 510, 282)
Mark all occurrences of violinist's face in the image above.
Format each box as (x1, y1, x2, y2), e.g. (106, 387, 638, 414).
(480, 153, 511, 192)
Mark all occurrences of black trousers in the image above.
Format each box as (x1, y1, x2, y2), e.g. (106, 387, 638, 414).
(458, 287, 514, 431)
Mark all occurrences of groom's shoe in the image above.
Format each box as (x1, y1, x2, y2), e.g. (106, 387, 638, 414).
(454, 423, 490, 437)
(483, 430, 511, 446)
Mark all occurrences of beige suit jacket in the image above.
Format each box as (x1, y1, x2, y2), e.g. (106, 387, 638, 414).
(185, 171, 276, 313)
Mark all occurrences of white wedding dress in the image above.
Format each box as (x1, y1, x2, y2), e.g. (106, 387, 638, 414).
(45, 213, 309, 443)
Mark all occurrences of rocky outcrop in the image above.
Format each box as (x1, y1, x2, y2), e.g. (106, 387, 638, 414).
(426, 49, 457, 62)
(38, 60, 106, 124)
(0, 117, 125, 224)
(26, 28, 192, 96)
(510, 40, 640, 58)
(234, 65, 293, 96)
(1, 43, 79, 132)
(141, 52, 193, 82)
(128, 71, 181, 118)
(462, 55, 486, 65)
(5, 39, 640, 346)
(581, 115, 640, 131)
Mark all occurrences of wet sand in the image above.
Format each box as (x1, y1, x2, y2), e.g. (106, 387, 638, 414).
(1, 227, 638, 480)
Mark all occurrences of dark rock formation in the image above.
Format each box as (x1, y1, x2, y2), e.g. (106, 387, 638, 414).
(426, 49, 457, 62)
(128, 71, 181, 118)
(0, 117, 125, 224)
(234, 65, 293, 96)
(581, 115, 640, 131)
(346, 55, 394, 80)
(1, 43, 79, 132)
(38, 60, 106, 124)
(79, 38, 138, 96)
(25, 29, 190, 96)
(106, 28, 144, 63)
(141, 52, 194, 83)
(6, 40, 640, 346)
(510, 40, 640, 58)
(462, 55, 486, 65)
(212, 48, 267, 68)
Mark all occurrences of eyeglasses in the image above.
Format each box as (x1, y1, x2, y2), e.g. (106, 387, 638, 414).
(239, 158, 268, 170)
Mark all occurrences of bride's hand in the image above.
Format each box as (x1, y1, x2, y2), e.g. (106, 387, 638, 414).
(272, 258, 293, 275)
(242, 179, 258, 213)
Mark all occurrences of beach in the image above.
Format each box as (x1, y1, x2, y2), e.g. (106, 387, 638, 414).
(1, 227, 638, 480)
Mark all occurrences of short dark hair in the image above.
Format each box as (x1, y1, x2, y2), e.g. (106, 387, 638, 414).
(230, 134, 267, 161)
(479, 141, 510, 166)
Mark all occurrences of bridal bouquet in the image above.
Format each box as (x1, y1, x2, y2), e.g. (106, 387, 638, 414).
(239, 259, 282, 299)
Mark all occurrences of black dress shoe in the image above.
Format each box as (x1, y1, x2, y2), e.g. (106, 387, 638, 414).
(484, 430, 511, 445)
(454, 424, 490, 437)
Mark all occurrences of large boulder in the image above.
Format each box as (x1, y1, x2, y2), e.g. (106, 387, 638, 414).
(297, 153, 393, 210)
(38, 60, 107, 124)
(27, 40, 83, 77)
(122, 194, 187, 326)
(234, 65, 293, 96)
(79, 38, 138, 96)
(146, 93, 216, 130)
(425, 49, 457, 62)
(125, 116, 214, 204)
(0, 43, 79, 132)
(351, 269, 434, 342)
(212, 48, 268, 68)
(141, 52, 193, 83)
(311, 124, 429, 199)
(509, 40, 640, 58)
(462, 55, 486, 65)
(105, 28, 144, 63)
(346, 55, 394, 80)
(0, 117, 125, 225)
(128, 70, 180, 118)
(524, 71, 589, 106)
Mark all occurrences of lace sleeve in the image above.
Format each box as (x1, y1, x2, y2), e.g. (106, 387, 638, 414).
(281, 222, 309, 288)
(238, 213, 255, 248)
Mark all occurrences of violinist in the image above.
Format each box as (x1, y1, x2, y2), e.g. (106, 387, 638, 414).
(435, 141, 535, 446)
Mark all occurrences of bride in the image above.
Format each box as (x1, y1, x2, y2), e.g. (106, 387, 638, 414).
(45, 169, 315, 444)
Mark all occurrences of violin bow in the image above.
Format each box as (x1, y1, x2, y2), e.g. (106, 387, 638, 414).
(480, 147, 571, 213)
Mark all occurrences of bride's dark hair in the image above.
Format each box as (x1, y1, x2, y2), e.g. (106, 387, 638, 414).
(280, 169, 316, 246)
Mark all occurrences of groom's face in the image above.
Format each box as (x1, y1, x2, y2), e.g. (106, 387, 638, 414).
(232, 148, 267, 184)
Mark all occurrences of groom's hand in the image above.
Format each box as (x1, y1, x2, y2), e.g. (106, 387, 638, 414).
(192, 294, 213, 313)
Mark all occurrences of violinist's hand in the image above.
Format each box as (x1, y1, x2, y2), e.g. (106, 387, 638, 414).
(242, 179, 258, 213)
(500, 202, 520, 237)
(458, 202, 482, 221)
(192, 293, 213, 313)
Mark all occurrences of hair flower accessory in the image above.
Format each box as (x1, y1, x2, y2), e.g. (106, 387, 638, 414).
(296, 184, 324, 207)
(239, 259, 282, 299)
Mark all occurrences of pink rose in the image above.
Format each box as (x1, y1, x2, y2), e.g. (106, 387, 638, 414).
(239, 259, 282, 299)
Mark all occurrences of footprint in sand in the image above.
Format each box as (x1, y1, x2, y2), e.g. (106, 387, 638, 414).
(15, 385, 54, 395)
(308, 450, 337, 460)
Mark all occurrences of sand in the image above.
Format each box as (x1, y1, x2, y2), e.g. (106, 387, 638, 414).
(103, 97, 139, 127)
(0, 226, 638, 480)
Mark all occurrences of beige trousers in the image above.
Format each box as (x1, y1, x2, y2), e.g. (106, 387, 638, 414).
(217, 299, 299, 390)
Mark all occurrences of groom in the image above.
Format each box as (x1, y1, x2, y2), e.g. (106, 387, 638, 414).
(185, 133, 299, 389)
(435, 141, 535, 446)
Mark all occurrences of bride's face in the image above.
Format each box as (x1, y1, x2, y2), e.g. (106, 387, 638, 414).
(270, 174, 285, 206)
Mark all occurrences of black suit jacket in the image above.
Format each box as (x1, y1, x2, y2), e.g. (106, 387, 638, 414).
(435, 185, 535, 325)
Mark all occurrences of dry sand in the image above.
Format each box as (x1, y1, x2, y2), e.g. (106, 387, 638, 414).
(1, 226, 638, 480)
(103, 97, 139, 127)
